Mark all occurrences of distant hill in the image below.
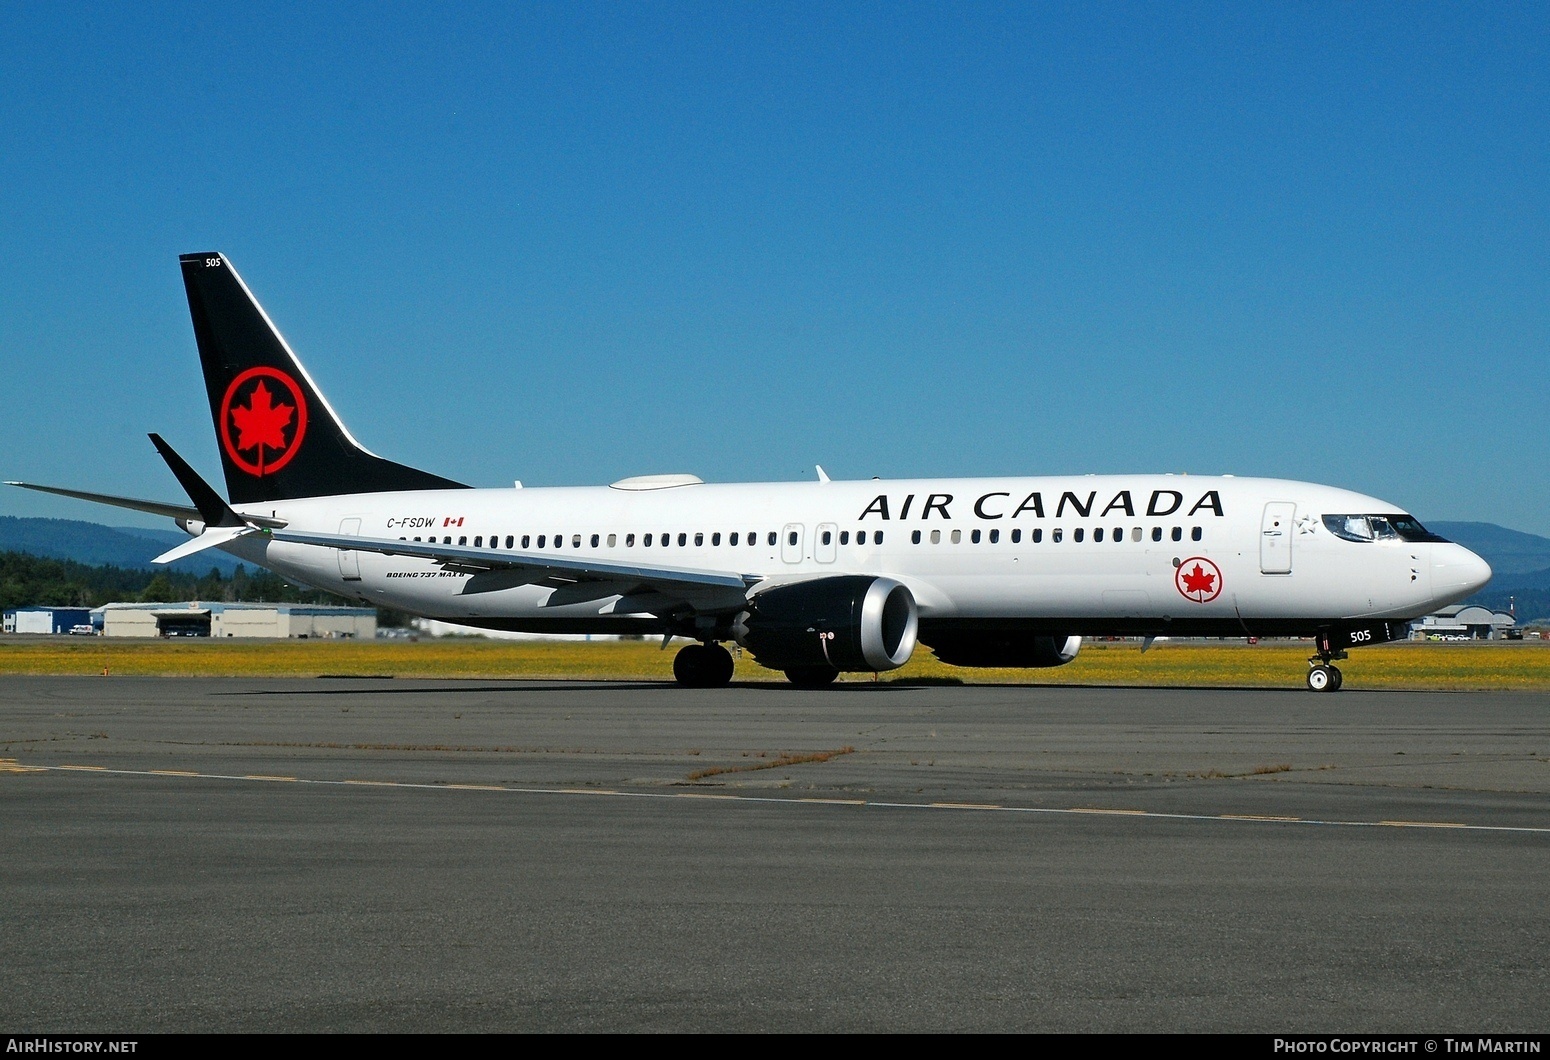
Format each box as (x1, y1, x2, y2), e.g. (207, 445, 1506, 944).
(0, 517, 243, 576)
(1430, 522, 1550, 576)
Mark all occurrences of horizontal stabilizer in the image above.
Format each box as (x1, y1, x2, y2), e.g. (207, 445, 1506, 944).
(6, 481, 204, 523)
(152, 524, 257, 565)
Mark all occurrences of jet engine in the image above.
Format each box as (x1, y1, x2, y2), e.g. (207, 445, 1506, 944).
(923, 631, 1082, 668)
(734, 576, 919, 673)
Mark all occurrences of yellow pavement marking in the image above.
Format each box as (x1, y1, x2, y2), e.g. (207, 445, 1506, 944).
(1069, 807, 1148, 815)
(1379, 820, 1467, 829)
(799, 798, 867, 805)
(17, 760, 1550, 835)
(0, 759, 46, 773)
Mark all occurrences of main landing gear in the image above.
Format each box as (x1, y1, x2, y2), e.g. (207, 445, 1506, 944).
(1306, 649, 1346, 693)
(673, 642, 735, 688)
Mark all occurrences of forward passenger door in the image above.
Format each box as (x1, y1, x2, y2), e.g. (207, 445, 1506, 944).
(1260, 503, 1295, 574)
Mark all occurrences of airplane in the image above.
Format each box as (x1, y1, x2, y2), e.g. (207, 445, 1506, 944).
(9, 252, 1494, 692)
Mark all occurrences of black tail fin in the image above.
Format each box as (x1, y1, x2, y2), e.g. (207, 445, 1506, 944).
(180, 252, 467, 504)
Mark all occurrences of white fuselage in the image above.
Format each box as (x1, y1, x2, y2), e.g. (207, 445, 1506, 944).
(210, 473, 1490, 637)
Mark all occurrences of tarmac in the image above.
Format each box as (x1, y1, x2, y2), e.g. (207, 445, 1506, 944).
(3, 675, 1548, 1032)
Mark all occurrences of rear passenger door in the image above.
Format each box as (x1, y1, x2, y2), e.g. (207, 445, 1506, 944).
(815, 522, 837, 563)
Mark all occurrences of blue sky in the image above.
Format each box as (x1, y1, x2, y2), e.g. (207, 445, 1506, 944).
(3, 2, 1547, 534)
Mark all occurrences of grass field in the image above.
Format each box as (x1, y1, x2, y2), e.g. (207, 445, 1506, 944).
(2, 636, 1548, 691)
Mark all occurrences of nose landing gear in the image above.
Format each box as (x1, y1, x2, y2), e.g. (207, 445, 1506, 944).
(673, 642, 735, 688)
(1307, 649, 1346, 692)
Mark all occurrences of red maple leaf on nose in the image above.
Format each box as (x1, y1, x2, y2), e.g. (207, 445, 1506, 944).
(230, 381, 294, 458)
(1182, 564, 1216, 595)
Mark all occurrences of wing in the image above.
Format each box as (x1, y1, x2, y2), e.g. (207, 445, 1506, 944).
(270, 529, 760, 613)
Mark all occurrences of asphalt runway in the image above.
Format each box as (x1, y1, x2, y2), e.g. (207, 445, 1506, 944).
(3, 675, 1548, 1032)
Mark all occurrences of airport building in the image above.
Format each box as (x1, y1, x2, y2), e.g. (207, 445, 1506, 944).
(2, 606, 95, 635)
(93, 601, 376, 639)
(1410, 604, 1517, 641)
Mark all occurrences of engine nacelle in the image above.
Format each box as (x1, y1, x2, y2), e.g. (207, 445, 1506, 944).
(734, 576, 919, 673)
(924, 631, 1082, 668)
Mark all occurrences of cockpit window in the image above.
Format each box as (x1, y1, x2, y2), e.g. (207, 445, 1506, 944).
(1388, 515, 1449, 542)
(1323, 514, 1449, 543)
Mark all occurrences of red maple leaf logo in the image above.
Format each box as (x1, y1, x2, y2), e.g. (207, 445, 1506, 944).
(1181, 563, 1216, 596)
(219, 367, 308, 477)
(230, 381, 294, 459)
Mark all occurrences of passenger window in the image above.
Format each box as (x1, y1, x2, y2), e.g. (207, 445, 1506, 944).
(768, 532, 777, 546)
(626, 534, 635, 547)
(474, 536, 482, 547)
(1095, 528, 1104, 542)
(1032, 528, 1042, 543)
(607, 534, 616, 547)
(840, 531, 849, 545)
(1074, 528, 1084, 543)
(749, 532, 757, 546)
(642, 534, 651, 546)
(458, 536, 467, 546)
(1131, 527, 1142, 542)
(989, 528, 1000, 543)
(1192, 527, 1202, 541)
(521, 535, 531, 548)
(1052, 529, 1062, 543)
(951, 529, 962, 544)
(693, 533, 703, 546)
(1011, 529, 1021, 543)
(730, 532, 739, 546)
(874, 532, 883, 544)
(1171, 527, 1182, 542)
(504, 535, 513, 549)
(821, 530, 832, 545)
(590, 534, 599, 547)
(970, 529, 981, 544)
(712, 533, 720, 546)
(912, 530, 922, 544)
(662, 534, 670, 547)
(788, 531, 798, 546)
(413, 536, 421, 542)
(930, 530, 941, 544)
(1112, 528, 1122, 542)
(1151, 527, 1162, 542)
